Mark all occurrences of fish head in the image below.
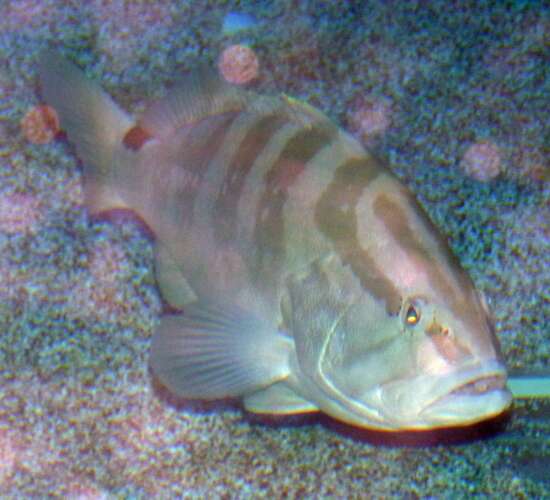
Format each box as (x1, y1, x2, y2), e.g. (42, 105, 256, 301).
(291, 259, 511, 431)
(340, 293, 511, 431)
(290, 180, 512, 431)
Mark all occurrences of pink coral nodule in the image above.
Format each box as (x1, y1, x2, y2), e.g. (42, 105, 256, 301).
(460, 140, 502, 182)
(20, 104, 59, 145)
(348, 96, 392, 141)
(218, 44, 259, 85)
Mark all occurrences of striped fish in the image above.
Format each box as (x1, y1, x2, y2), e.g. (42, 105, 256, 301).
(40, 51, 512, 430)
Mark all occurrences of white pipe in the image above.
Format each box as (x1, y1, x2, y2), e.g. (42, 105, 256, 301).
(508, 375, 550, 399)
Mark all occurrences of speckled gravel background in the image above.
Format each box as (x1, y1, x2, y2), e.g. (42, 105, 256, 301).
(0, 1, 548, 498)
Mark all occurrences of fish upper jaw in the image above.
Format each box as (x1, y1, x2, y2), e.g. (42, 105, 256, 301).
(368, 359, 512, 430)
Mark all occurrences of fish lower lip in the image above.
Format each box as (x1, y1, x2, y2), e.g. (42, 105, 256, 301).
(435, 360, 508, 399)
(449, 374, 506, 396)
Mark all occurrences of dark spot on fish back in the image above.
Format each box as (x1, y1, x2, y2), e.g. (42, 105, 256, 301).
(123, 124, 153, 151)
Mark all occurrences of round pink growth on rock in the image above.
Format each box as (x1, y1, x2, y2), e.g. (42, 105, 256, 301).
(460, 141, 502, 182)
(21, 104, 59, 145)
(218, 44, 259, 85)
(348, 96, 392, 141)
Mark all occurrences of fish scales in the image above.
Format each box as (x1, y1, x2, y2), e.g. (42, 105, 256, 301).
(251, 124, 338, 288)
(169, 110, 242, 227)
(212, 114, 289, 243)
(39, 51, 512, 431)
(314, 157, 403, 315)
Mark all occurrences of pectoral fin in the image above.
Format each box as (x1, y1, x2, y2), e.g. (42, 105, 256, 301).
(150, 302, 293, 399)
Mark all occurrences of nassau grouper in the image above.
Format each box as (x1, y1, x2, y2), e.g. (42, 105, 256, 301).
(39, 50, 512, 431)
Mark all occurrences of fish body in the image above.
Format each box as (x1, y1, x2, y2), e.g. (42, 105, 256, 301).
(40, 52, 512, 430)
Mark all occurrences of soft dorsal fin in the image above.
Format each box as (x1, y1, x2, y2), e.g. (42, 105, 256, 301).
(139, 66, 251, 137)
(138, 66, 332, 138)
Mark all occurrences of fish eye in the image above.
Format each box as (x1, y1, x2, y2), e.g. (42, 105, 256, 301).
(405, 304, 420, 326)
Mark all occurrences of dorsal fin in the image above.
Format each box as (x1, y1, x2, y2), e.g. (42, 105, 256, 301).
(139, 66, 333, 138)
(139, 66, 251, 137)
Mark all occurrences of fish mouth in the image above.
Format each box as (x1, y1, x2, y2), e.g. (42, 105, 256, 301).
(316, 359, 512, 431)
(418, 361, 512, 427)
(447, 373, 507, 396)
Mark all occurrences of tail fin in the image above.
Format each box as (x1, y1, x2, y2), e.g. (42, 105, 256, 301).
(39, 50, 133, 214)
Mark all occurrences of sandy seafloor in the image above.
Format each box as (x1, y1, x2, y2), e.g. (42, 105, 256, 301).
(0, 0, 548, 498)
